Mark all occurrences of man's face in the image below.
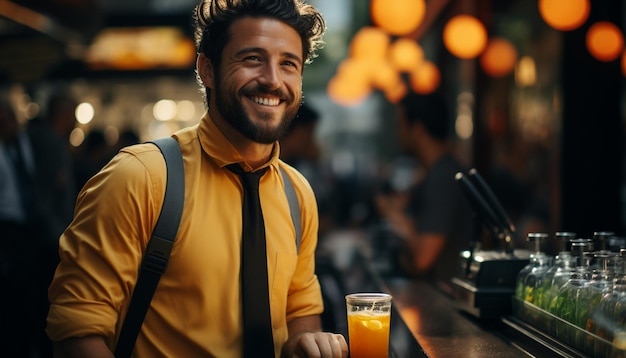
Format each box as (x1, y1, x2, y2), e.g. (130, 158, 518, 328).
(212, 17, 304, 144)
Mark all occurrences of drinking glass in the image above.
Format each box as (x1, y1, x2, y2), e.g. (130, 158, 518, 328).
(346, 293, 392, 358)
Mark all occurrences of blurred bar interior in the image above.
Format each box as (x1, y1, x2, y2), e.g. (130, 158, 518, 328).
(2, 0, 626, 356)
(2, 0, 624, 243)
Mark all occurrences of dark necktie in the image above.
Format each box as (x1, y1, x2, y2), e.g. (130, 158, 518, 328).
(226, 164, 275, 357)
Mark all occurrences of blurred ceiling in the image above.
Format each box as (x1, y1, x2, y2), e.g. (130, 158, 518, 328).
(0, 0, 199, 84)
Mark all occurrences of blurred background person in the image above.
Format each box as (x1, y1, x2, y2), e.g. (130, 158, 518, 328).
(112, 128, 140, 154)
(0, 97, 40, 357)
(27, 88, 78, 242)
(280, 102, 336, 236)
(73, 129, 111, 190)
(26, 87, 79, 357)
(375, 90, 474, 294)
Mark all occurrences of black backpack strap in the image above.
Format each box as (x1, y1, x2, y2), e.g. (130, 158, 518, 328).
(115, 137, 185, 358)
(279, 166, 302, 253)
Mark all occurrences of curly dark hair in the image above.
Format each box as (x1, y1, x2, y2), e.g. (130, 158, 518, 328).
(193, 0, 325, 70)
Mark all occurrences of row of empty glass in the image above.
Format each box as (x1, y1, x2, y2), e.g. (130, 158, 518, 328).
(515, 231, 626, 357)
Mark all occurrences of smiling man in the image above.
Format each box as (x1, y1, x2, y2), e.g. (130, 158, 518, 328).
(46, 1, 348, 357)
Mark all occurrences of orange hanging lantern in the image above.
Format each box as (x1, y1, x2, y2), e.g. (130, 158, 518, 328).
(409, 61, 440, 94)
(371, 0, 426, 36)
(371, 61, 402, 92)
(539, 0, 590, 31)
(443, 15, 487, 59)
(328, 59, 373, 107)
(327, 76, 371, 107)
(480, 38, 518, 77)
(388, 38, 424, 72)
(384, 81, 408, 104)
(349, 27, 390, 61)
(586, 21, 624, 62)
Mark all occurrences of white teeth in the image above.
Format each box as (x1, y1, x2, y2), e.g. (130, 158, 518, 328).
(252, 96, 279, 106)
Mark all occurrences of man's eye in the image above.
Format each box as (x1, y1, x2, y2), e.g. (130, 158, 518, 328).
(245, 56, 261, 61)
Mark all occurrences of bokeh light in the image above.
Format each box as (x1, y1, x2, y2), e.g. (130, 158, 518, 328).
(515, 56, 537, 87)
(370, 0, 426, 36)
(327, 75, 372, 107)
(388, 38, 424, 72)
(480, 38, 518, 77)
(409, 61, 440, 94)
(153, 99, 177, 121)
(443, 15, 487, 59)
(69, 128, 85, 147)
(327, 59, 374, 106)
(371, 61, 402, 92)
(384, 81, 408, 104)
(539, 0, 590, 31)
(75, 102, 95, 124)
(586, 21, 624, 62)
(349, 27, 390, 61)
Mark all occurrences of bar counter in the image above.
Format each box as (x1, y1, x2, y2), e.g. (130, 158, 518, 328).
(342, 255, 529, 357)
(321, 232, 569, 357)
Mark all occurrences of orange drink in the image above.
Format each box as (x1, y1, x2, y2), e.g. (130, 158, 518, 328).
(346, 293, 392, 358)
(347, 311, 391, 357)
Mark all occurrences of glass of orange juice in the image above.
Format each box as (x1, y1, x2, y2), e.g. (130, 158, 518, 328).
(345, 293, 392, 358)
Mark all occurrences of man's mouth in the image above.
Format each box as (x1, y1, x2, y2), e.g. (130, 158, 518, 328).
(250, 96, 280, 106)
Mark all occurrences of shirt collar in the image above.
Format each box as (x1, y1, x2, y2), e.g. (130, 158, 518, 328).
(198, 111, 281, 172)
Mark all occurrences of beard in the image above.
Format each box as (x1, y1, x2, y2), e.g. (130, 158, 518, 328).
(212, 74, 300, 144)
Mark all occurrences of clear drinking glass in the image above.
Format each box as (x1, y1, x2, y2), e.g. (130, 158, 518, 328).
(345, 293, 392, 358)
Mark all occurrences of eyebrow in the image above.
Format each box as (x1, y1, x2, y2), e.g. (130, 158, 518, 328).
(235, 47, 303, 66)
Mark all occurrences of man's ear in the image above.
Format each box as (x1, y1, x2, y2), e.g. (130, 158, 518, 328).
(196, 53, 215, 89)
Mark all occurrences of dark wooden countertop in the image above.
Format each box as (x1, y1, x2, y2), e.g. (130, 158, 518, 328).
(321, 233, 532, 358)
(317, 229, 582, 357)
(382, 278, 530, 358)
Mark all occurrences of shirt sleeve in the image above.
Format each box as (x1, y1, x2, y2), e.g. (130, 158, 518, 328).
(46, 145, 165, 346)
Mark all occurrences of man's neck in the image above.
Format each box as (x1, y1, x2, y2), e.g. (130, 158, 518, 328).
(209, 109, 274, 170)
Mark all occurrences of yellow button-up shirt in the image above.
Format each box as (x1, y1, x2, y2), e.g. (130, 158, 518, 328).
(47, 113, 323, 357)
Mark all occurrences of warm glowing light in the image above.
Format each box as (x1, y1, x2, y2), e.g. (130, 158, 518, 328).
(455, 112, 474, 140)
(349, 27, 390, 61)
(539, 0, 590, 31)
(384, 81, 408, 104)
(153, 99, 177, 121)
(328, 59, 374, 106)
(370, 0, 426, 36)
(86, 27, 196, 70)
(388, 38, 424, 72)
(480, 38, 518, 77)
(327, 76, 372, 107)
(335, 59, 375, 84)
(622, 51, 626, 77)
(409, 61, 440, 94)
(371, 61, 402, 92)
(177, 100, 196, 121)
(586, 21, 624, 62)
(456, 92, 474, 140)
(69, 128, 85, 147)
(515, 56, 537, 87)
(443, 15, 487, 59)
(75, 102, 95, 124)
